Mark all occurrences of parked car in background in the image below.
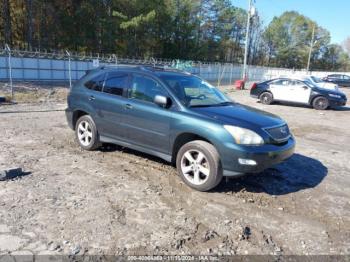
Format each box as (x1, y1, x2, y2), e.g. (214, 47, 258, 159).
(302, 76, 339, 90)
(250, 77, 347, 110)
(323, 74, 350, 87)
(66, 66, 295, 191)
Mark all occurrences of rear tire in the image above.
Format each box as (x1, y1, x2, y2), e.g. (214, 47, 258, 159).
(176, 140, 223, 192)
(75, 115, 100, 151)
(260, 92, 273, 105)
(312, 96, 329, 110)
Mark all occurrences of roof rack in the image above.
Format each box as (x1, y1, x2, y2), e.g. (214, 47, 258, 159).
(98, 64, 191, 74)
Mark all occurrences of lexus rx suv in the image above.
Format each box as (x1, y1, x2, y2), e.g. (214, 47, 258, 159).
(66, 66, 295, 191)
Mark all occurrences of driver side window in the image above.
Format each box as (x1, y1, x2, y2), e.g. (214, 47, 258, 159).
(291, 80, 304, 86)
(129, 74, 167, 103)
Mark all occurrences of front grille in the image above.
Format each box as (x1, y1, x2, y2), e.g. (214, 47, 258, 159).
(264, 124, 290, 142)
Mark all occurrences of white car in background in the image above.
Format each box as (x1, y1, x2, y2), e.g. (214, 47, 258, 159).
(250, 77, 347, 110)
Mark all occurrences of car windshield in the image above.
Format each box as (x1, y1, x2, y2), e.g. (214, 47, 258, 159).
(310, 76, 322, 83)
(303, 80, 317, 88)
(160, 74, 231, 107)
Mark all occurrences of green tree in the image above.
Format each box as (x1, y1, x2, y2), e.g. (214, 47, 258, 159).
(263, 11, 331, 69)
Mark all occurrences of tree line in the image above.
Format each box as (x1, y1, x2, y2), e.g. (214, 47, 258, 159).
(1, 0, 349, 71)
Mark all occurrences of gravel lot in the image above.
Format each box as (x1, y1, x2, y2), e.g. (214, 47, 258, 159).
(0, 86, 349, 256)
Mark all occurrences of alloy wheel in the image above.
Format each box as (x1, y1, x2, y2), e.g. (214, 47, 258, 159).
(77, 121, 93, 147)
(181, 150, 210, 186)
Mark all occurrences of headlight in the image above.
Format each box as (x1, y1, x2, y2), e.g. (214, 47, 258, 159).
(329, 94, 341, 99)
(224, 125, 264, 145)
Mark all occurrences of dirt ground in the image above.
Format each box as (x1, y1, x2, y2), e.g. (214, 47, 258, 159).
(0, 85, 349, 256)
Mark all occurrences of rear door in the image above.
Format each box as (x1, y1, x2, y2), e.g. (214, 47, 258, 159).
(327, 74, 341, 85)
(269, 79, 292, 101)
(97, 71, 131, 141)
(123, 73, 172, 154)
(82, 73, 107, 128)
(342, 75, 350, 87)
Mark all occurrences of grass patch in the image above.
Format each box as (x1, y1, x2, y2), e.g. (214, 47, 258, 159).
(0, 88, 69, 103)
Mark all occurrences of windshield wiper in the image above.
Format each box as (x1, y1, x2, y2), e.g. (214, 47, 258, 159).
(189, 104, 213, 108)
(214, 101, 232, 106)
(189, 101, 232, 108)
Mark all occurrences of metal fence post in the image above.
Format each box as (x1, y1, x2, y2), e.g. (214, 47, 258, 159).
(5, 44, 13, 100)
(229, 63, 233, 86)
(66, 50, 72, 89)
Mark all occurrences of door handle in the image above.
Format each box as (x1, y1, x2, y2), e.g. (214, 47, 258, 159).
(89, 95, 95, 101)
(125, 104, 133, 110)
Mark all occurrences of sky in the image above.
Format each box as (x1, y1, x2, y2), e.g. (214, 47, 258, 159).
(232, 0, 349, 44)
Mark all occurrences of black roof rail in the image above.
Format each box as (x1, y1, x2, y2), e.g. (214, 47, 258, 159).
(91, 64, 191, 75)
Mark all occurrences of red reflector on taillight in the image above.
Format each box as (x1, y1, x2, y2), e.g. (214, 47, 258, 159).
(251, 83, 257, 90)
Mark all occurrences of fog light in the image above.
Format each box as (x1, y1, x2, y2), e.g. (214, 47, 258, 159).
(238, 158, 257, 166)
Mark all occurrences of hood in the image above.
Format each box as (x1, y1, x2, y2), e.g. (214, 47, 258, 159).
(315, 86, 346, 96)
(317, 82, 339, 91)
(190, 103, 285, 129)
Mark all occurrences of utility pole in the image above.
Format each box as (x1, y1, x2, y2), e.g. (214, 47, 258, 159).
(242, 0, 254, 80)
(307, 24, 316, 72)
(5, 44, 13, 100)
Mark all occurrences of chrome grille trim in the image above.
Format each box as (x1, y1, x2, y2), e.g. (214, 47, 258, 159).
(262, 124, 291, 143)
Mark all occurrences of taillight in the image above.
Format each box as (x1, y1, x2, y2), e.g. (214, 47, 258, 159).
(251, 83, 257, 90)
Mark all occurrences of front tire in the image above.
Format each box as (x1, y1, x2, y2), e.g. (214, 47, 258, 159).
(176, 140, 223, 192)
(75, 115, 100, 151)
(260, 92, 273, 105)
(312, 96, 329, 110)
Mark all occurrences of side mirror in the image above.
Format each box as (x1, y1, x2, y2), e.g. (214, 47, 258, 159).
(154, 95, 171, 108)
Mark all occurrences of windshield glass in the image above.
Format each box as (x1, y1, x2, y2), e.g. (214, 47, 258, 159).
(160, 74, 231, 107)
(303, 79, 317, 88)
(310, 76, 322, 83)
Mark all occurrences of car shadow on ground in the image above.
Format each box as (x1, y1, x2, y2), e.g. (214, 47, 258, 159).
(0, 168, 32, 181)
(256, 101, 350, 111)
(333, 106, 350, 111)
(100, 144, 327, 196)
(214, 154, 328, 195)
(99, 144, 170, 165)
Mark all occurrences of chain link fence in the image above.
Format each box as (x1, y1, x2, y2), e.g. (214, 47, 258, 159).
(1, 45, 350, 101)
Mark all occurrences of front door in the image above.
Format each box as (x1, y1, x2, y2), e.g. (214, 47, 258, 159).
(289, 80, 312, 104)
(123, 73, 172, 154)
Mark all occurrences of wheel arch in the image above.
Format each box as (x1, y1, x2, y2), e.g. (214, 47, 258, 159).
(259, 90, 273, 98)
(310, 94, 327, 105)
(171, 132, 214, 164)
(72, 110, 89, 130)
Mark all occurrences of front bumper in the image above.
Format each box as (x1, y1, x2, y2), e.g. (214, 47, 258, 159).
(329, 97, 347, 107)
(221, 137, 296, 177)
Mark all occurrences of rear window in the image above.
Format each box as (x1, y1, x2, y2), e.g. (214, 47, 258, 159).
(84, 73, 105, 92)
(103, 73, 129, 96)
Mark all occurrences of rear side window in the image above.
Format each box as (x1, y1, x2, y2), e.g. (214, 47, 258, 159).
(84, 73, 105, 92)
(271, 79, 289, 86)
(103, 73, 129, 96)
(328, 74, 340, 79)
